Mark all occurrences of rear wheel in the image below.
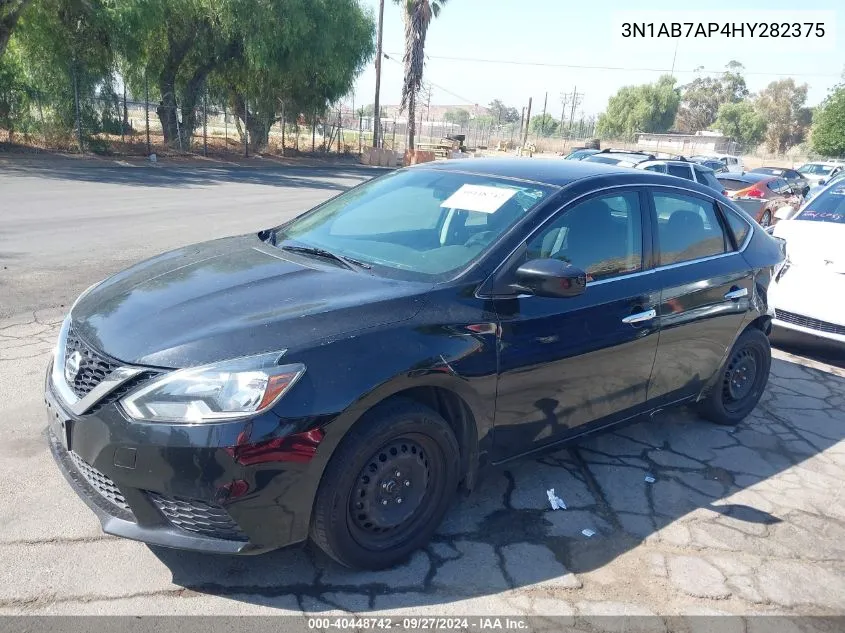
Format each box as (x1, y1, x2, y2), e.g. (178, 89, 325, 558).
(697, 328, 771, 426)
(310, 399, 459, 569)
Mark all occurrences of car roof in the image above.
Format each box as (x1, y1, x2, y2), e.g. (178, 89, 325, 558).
(412, 157, 724, 196)
(414, 157, 635, 186)
(751, 166, 785, 172)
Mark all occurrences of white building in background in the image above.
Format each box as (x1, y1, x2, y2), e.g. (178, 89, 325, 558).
(636, 131, 738, 155)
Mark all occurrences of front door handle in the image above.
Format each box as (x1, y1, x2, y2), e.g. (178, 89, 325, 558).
(724, 288, 748, 300)
(622, 309, 657, 324)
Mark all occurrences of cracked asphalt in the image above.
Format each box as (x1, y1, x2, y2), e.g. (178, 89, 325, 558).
(1, 159, 844, 625)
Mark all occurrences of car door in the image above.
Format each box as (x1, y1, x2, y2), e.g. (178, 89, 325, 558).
(489, 189, 661, 459)
(648, 186, 754, 405)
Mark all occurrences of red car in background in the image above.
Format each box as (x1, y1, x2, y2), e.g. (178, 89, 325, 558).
(717, 173, 803, 228)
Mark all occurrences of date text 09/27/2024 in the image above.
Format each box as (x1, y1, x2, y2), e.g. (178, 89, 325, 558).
(621, 22, 826, 38)
(307, 618, 529, 631)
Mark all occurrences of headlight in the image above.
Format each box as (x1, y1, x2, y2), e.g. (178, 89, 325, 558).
(121, 352, 305, 423)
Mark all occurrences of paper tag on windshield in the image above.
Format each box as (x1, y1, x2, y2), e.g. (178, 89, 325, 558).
(440, 185, 517, 213)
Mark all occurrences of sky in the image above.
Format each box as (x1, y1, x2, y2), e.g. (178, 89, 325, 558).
(349, 0, 845, 120)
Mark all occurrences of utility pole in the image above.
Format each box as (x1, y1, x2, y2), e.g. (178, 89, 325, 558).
(372, 0, 385, 148)
(540, 92, 548, 137)
(559, 91, 571, 137)
(522, 97, 532, 146)
(518, 107, 525, 143)
(568, 87, 583, 139)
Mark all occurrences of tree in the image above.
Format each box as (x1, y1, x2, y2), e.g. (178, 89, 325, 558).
(675, 62, 749, 133)
(596, 75, 679, 140)
(529, 113, 559, 137)
(755, 78, 809, 153)
(488, 98, 519, 124)
(395, 0, 446, 151)
(443, 107, 469, 126)
(216, 0, 374, 152)
(715, 101, 766, 150)
(811, 84, 845, 157)
(10, 0, 118, 145)
(0, 0, 31, 59)
(360, 103, 375, 117)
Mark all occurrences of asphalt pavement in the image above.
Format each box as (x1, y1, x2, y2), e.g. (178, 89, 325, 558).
(1, 158, 844, 627)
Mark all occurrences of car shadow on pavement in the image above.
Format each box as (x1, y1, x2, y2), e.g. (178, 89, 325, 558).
(150, 353, 845, 612)
(0, 161, 381, 190)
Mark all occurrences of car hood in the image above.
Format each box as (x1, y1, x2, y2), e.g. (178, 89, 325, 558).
(773, 220, 845, 273)
(71, 234, 432, 367)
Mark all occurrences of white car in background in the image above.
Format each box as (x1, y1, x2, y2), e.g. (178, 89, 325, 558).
(796, 161, 844, 187)
(770, 182, 845, 345)
(692, 154, 743, 173)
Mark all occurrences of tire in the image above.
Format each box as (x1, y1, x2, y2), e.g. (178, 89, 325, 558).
(760, 211, 772, 228)
(697, 328, 771, 426)
(310, 398, 460, 569)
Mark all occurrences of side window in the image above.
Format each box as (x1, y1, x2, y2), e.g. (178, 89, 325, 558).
(525, 192, 643, 282)
(667, 163, 694, 180)
(653, 192, 728, 265)
(644, 164, 666, 174)
(721, 205, 751, 248)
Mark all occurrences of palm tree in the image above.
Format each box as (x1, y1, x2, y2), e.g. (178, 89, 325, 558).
(394, 0, 446, 151)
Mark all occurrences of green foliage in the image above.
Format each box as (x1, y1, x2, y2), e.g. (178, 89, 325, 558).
(755, 78, 809, 154)
(675, 62, 749, 132)
(596, 75, 679, 140)
(488, 99, 519, 124)
(529, 113, 558, 137)
(443, 108, 470, 126)
(715, 101, 766, 150)
(0, 0, 32, 59)
(811, 84, 845, 157)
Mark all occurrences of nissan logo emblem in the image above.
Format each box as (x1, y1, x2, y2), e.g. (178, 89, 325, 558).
(64, 351, 83, 384)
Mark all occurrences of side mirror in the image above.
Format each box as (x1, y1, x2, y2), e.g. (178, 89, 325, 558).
(774, 206, 793, 221)
(514, 259, 587, 298)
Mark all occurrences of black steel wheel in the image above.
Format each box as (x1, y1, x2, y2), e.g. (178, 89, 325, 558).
(310, 398, 459, 569)
(698, 328, 771, 425)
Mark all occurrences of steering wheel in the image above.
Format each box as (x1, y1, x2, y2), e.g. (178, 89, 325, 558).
(464, 231, 496, 249)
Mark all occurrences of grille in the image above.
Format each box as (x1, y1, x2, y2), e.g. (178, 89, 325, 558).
(64, 328, 120, 398)
(69, 451, 132, 514)
(148, 493, 248, 542)
(775, 310, 845, 336)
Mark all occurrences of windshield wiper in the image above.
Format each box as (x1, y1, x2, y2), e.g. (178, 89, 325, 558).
(281, 243, 371, 270)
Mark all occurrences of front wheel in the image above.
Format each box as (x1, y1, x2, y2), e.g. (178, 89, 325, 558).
(697, 328, 771, 426)
(310, 399, 459, 569)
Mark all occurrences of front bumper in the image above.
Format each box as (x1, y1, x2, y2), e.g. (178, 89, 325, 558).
(44, 365, 320, 555)
(770, 265, 845, 344)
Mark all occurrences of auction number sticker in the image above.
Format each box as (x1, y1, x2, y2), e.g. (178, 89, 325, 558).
(440, 185, 517, 213)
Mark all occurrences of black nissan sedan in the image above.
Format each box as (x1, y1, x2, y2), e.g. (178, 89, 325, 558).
(46, 159, 784, 569)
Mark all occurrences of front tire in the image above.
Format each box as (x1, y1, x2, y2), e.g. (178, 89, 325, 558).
(697, 328, 771, 426)
(310, 399, 460, 569)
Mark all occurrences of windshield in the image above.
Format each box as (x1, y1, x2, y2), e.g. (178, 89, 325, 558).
(797, 183, 845, 224)
(566, 149, 598, 160)
(718, 175, 766, 191)
(798, 164, 834, 175)
(585, 154, 644, 165)
(274, 169, 555, 280)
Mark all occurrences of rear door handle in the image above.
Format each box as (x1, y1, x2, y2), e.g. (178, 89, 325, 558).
(622, 309, 657, 324)
(724, 288, 748, 300)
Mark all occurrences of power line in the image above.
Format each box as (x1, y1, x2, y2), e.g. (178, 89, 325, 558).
(383, 52, 842, 78)
(382, 53, 479, 106)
